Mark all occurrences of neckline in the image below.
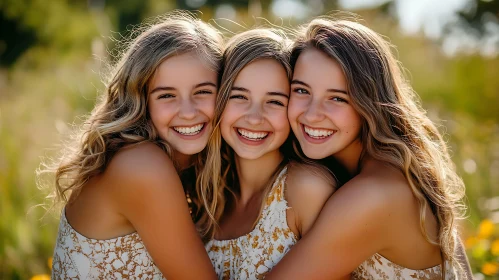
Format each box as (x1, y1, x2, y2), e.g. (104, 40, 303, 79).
(62, 208, 139, 242)
(209, 166, 291, 244)
(373, 253, 444, 272)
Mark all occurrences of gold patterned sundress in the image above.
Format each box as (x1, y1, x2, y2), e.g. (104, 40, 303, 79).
(205, 166, 298, 280)
(352, 253, 458, 280)
(51, 210, 165, 279)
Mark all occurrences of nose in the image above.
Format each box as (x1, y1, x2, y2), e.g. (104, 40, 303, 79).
(303, 99, 325, 123)
(178, 98, 198, 120)
(245, 104, 264, 126)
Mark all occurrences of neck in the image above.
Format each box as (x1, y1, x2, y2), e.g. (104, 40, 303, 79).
(173, 150, 194, 172)
(333, 138, 364, 176)
(234, 150, 284, 205)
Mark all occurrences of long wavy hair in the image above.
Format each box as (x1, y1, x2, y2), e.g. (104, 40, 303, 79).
(39, 12, 223, 212)
(196, 28, 294, 241)
(291, 17, 466, 272)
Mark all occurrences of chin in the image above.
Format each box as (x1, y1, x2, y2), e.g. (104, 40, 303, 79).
(234, 151, 264, 161)
(174, 144, 206, 156)
(301, 147, 328, 160)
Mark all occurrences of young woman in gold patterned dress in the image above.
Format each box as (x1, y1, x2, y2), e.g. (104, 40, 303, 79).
(265, 17, 469, 280)
(44, 12, 222, 279)
(198, 28, 348, 280)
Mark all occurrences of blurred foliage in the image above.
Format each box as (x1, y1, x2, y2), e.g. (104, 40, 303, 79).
(457, 0, 499, 36)
(465, 218, 499, 279)
(0, 0, 497, 278)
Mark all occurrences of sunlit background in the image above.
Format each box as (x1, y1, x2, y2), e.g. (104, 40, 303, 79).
(0, 0, 498, 279)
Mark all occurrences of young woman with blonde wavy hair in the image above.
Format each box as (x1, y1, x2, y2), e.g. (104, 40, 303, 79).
(265, 17, 469, 279)
(198, 28, 346, 279)
(44, 12, 222, 279)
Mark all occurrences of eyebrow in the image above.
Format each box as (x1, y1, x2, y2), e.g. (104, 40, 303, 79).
(291, 79, 348, 94)
(150, 82, 217, 94)
(231, 86, 289, 98)
(231, 86, 249, 93)
(268, 91, 289, 98)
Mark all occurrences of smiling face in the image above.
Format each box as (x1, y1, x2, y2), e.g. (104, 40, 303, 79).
(288, 47, 362, 161)
(148, 52, 218, 157)
(220, 58, 290, 161)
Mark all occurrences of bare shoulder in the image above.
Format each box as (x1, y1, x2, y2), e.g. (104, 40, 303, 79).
(285, 162, 337, 236)
(324, 160, 416, 228)
(286, 161, 337, 194)
(101, 142, 182, 206)
(105, 142, 178, 184)
(107, 141, 176, 176)
(347, 160, 414, 207)
(285, 162, 336, 207)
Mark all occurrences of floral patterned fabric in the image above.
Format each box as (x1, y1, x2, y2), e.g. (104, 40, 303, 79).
(51, 210, 165, 279)
(352, 253, 458, 280)
(205, 166, 298, 280)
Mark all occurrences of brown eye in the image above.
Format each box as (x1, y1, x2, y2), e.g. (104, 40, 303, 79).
(269, 100, 285, 106)
(195, 90, 213, 95)
(229, 94, 247, 100)
(293, 88, 309, 94)
(158, 93, 174, 99)
(331, 97, 347, 103)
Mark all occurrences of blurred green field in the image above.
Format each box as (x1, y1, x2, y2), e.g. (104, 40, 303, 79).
(1, 0, 498, 279)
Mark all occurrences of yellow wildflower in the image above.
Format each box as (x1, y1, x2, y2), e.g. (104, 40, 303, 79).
(30, 275, 50, 280)
(465, 236, 478, 249)
(482, 262, 499, 276)
(492, 239, 499, 256)
(48, 257, 53, 269)
(478, 219, 495, 239)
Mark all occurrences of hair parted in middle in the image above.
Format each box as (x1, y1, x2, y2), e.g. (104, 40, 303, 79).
(196, 28, 294, 240)
(45, 11, 224, 216)
(290, 15, 466, 273)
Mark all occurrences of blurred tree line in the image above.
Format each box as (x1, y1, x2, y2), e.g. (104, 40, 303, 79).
(1, 0, 497, 66)
(0, 0, 498, 278)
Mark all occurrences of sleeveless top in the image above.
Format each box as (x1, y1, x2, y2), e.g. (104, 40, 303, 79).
(51, 210, 165, 279)
(205, 166, 298, 280)
(352, 253, 458, 280)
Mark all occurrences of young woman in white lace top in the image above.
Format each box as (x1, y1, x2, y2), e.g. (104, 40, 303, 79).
(197, 28, 345, 280)
(266, 17, 469, 280)
(44, 12, 222, 279)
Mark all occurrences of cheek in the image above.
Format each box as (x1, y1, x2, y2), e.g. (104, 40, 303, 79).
(197, 97, 216, 120)
(337, 107, 362, 134)
(287, 98, 305, 123)
(351, 114, 363, 135)
(219, 117, 232, 142)
(270, 110, 290, 133)
(219, 106, 238, 139)
(148, 102, 171, 127)
(273, 112, 290, 146)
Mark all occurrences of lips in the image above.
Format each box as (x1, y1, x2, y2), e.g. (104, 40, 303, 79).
(303, 124, 335, 139)
(237, 128, 269, 141)
(172, 123, 205, 136)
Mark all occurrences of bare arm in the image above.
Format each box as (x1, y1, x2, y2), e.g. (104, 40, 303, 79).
(266, 179, 391, 279)
(108, 143, 216, 280)
(285, 163, 336, 237)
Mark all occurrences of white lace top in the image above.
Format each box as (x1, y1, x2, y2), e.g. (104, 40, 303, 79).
(352, 253, 458, 280)
(205, 166, 298, 280)
(51, 210, 165, 279)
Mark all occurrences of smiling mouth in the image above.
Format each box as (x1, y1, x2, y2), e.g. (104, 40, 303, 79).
(172, 123, 205, 136)
(303, 124, 335, 139)
(237, 128, 269, 141)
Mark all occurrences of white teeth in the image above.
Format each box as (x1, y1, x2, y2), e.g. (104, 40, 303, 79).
(237, 128, 269, 141)
(304, 125, 334, 138)
(173, 124, 204, 135)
